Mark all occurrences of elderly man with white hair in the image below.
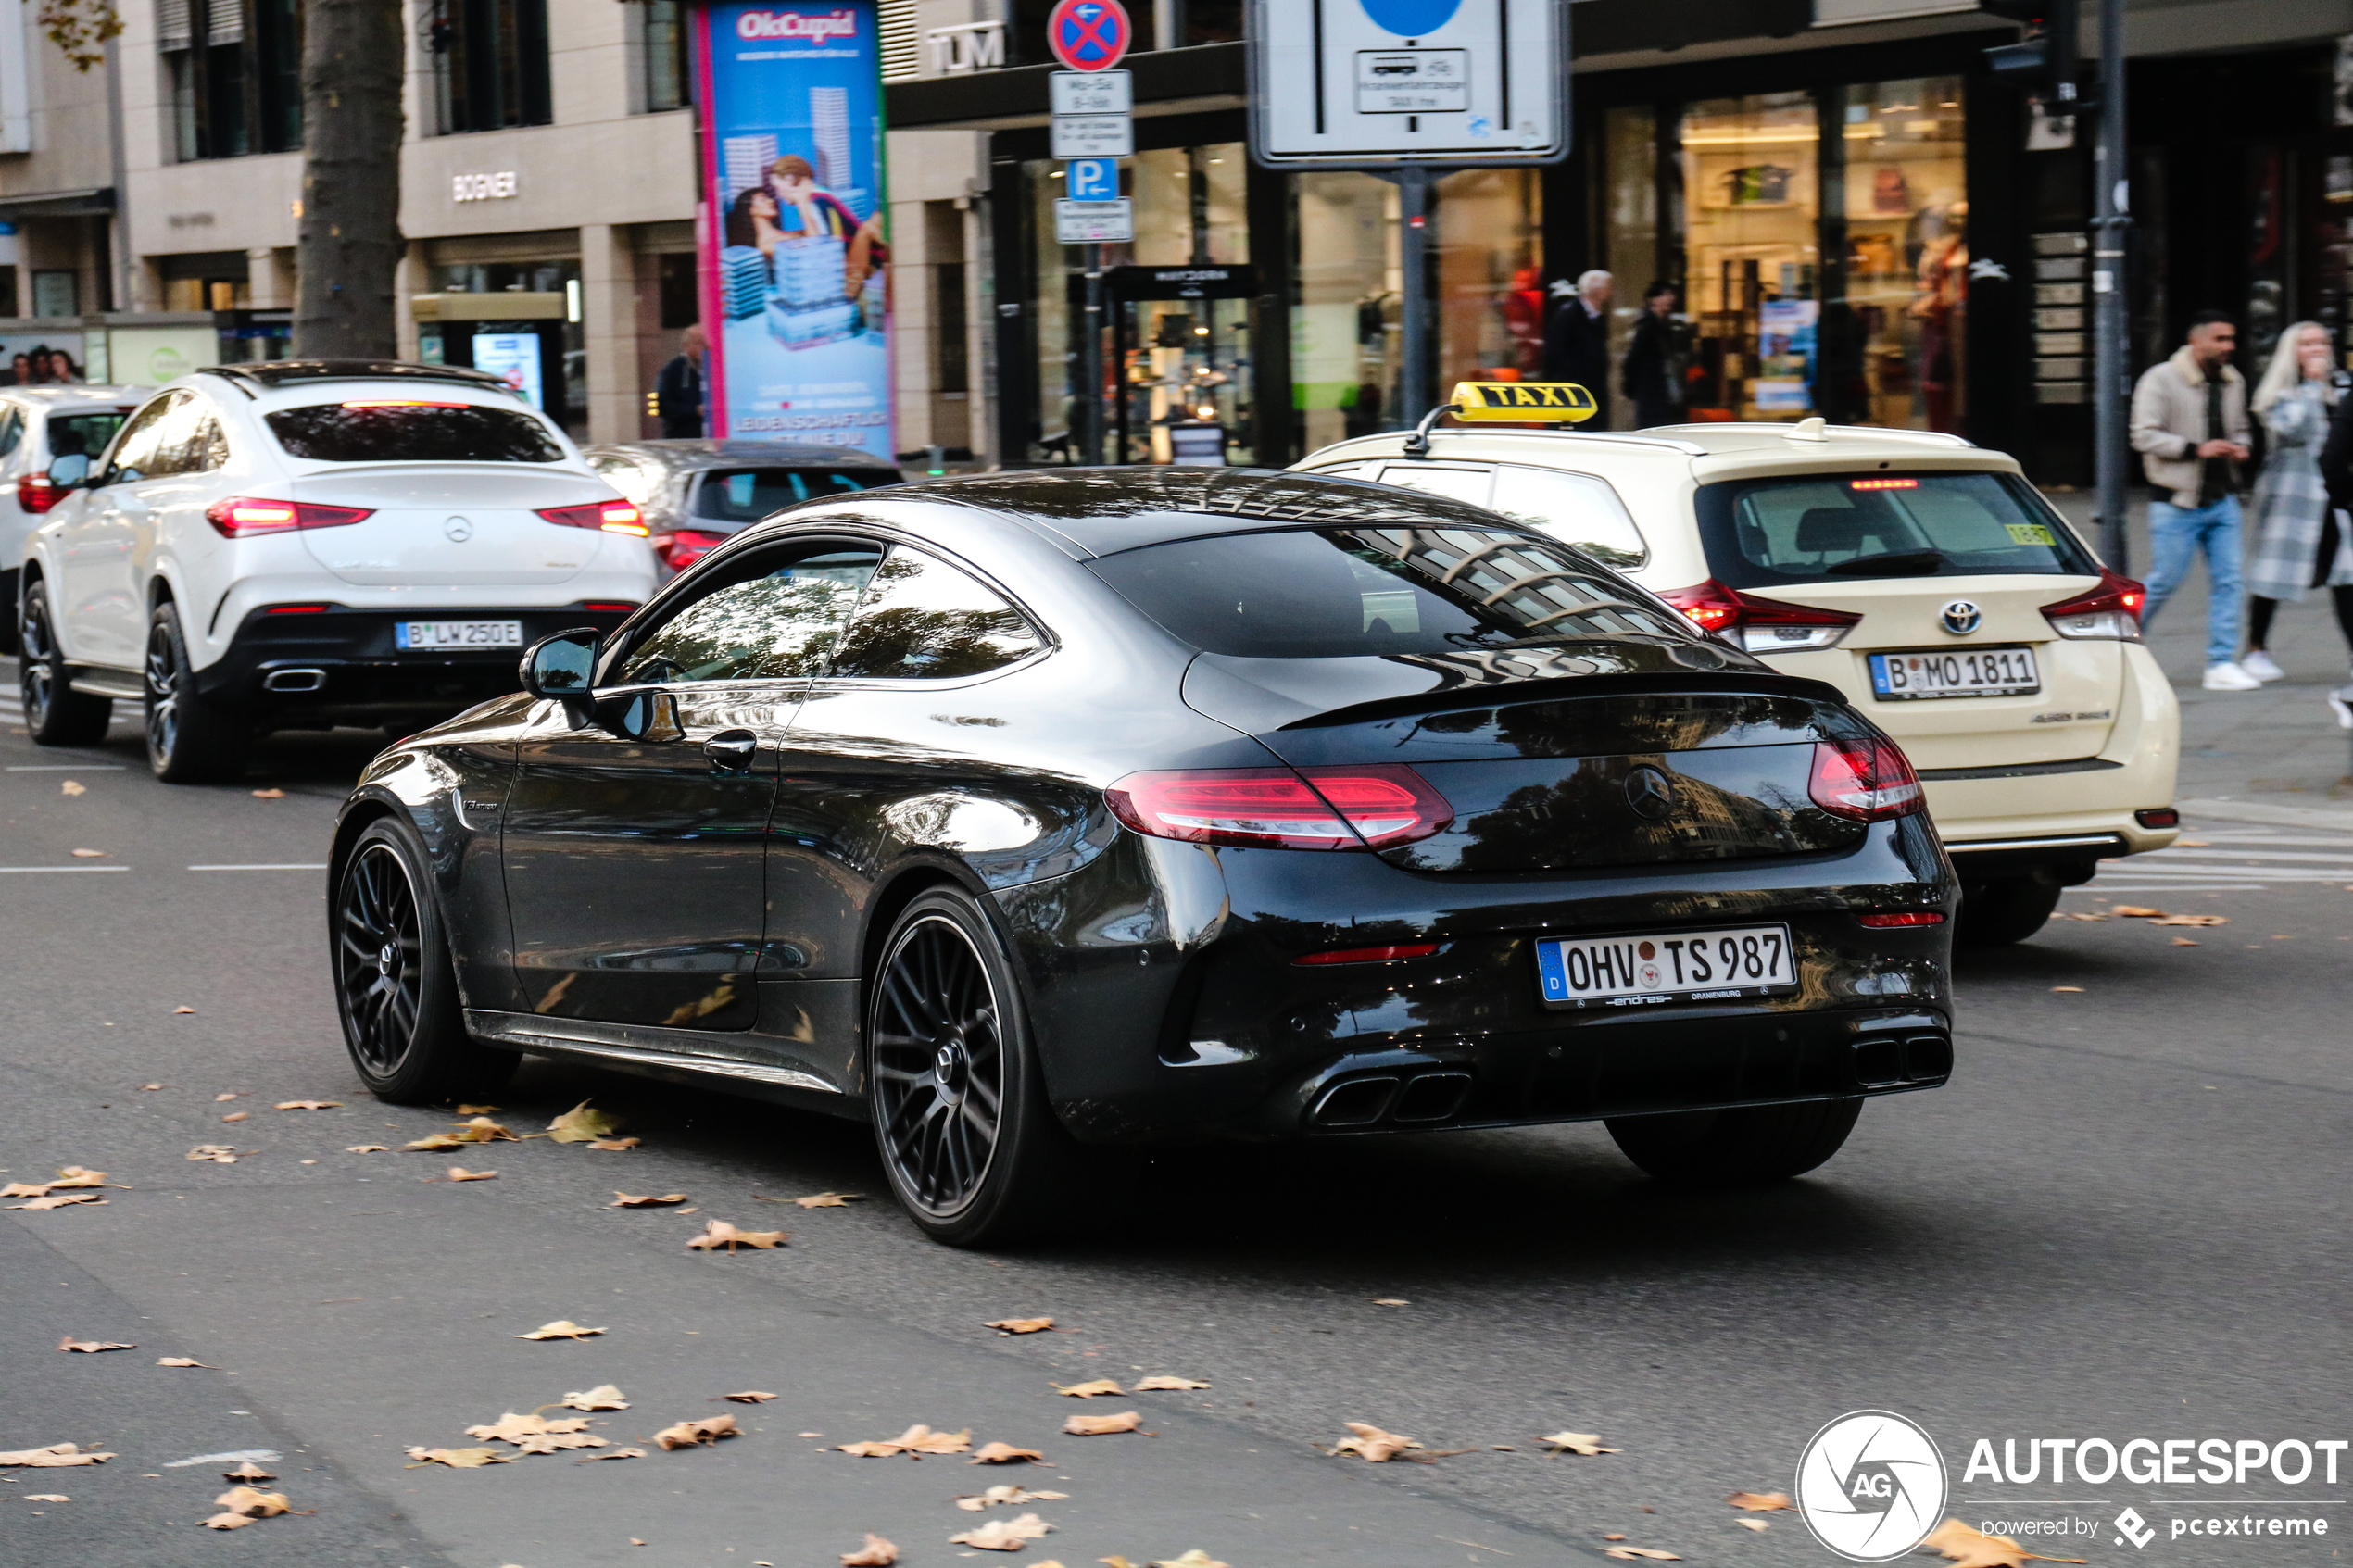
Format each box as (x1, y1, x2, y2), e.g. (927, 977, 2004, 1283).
(1543, 269, 1614, 426)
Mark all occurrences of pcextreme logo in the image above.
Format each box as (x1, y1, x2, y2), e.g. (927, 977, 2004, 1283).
(1795, 1410, 1950, 1562)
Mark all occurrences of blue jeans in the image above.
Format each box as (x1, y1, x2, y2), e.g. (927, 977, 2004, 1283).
(2145, 495, 2244, 669)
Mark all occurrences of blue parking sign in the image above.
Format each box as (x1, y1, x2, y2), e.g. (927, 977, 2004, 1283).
(1065, 157, 1118, 201)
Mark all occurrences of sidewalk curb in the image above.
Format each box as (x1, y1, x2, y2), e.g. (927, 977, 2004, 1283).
(2178, 797, 2353, 831)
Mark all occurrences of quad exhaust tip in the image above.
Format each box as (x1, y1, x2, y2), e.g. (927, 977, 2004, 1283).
(1309, 1071, 1474, 1129)
(262, 667, 327, 693)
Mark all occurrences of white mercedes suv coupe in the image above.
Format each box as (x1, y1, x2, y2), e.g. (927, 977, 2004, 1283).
(15, 360, 656, 781)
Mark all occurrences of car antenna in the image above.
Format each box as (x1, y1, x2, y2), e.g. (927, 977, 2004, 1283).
(1399, 401, 1462, 460)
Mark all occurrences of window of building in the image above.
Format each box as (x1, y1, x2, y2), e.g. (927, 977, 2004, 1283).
(1840, 79, 1968, 433)
(1291, 172, 1400, 455)
(161, 0, 302, 160)
(31, 270, 77, 318)
(159, 253, 253, 313)
(641, 0, 690, 113)
(428, 0, 553, 135)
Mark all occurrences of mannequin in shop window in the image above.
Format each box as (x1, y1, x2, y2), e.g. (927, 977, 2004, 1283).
(1907, 200, 1968, 433)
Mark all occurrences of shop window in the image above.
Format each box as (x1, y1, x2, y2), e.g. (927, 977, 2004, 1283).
(161, 0, 302, 160)
(1838, 79, 1967, 433)
(641, 0, 691, 113)
(428, 0, 553, 135)
(31, 270, 77, 318)
(1291, 172, 1401, 454)
(1128, 147, 1245, 268)
(422, 259, 584, 434)
(1680, 91, 1822, 423)
(1603, 106, 1661, 430)
(1434, 167, 1542, 396)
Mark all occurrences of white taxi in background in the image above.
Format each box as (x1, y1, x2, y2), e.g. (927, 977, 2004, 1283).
(1297, 391, 2178, 946)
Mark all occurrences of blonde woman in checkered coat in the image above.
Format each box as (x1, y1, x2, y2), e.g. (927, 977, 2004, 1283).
(2241, 321, 2353, 695)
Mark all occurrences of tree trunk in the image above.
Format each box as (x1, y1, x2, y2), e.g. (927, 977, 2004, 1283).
(294, 0, 405, 358)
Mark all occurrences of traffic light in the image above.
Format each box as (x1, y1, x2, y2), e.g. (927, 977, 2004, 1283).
(1980, 0, 2082, 107)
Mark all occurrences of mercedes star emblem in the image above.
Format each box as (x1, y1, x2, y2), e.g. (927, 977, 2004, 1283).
(444, 515, 475, 543)
(1940, 599, 1982, 635)
(1625, 764, 1676, 822)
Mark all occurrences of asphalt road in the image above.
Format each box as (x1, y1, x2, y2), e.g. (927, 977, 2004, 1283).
(4, 666, 2349, 1568)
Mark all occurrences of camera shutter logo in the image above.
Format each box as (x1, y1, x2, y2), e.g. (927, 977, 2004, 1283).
(1794, 1410, 1948, 1562)
(1940, 599, 1982, 635)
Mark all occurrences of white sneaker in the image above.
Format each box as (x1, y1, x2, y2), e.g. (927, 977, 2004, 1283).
(2203, 662, 2263, 691)
(2329, 687, 2353, 730)
(2241, 649, 2285, 683)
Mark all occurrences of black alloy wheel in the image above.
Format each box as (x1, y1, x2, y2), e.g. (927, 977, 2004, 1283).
(865, 887, 1134, 1247)
(19, 579, 110, 746)
(332, 817, 517, 1104)
(143, 601, 241, 783)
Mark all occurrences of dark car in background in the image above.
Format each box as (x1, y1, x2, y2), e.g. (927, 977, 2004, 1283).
(328, 469, 1956, 1248)
(581, 438, 901, 575)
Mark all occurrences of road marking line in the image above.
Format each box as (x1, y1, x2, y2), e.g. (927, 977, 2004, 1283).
(188, 863, 330, 871)
(0, 865, 130, 873)
(6, 764, 129, 771)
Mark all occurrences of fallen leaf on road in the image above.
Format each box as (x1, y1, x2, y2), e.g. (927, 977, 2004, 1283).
(444, 1167, 497, 1182)
(653, 1415, 738, 1450)
(842, 1533, 899, 1565)
(514, 1321, 605, 1340)
(455, 1116, 519, 1143)
(2151, 914, 2226, 926)
(58, 1336, 135, 1353)
(250, 788, 285, 799)
(1135, 1376, 1209, 1391)
(2172, 937, 2200, 947)
(214, 1093, 237, 1101)
(1735, 1519, 1768, 1532)
(466, 1412, 595, 1445)
(222, 1461, 274, 1481)
(950, 1512, 1055, 1549)
(609, 1192, 687, 1208)
(157, 1358, 215, 1368)
(1726, 1491, 1791, 1512)
(1065, 1411, 1144, 1436)
(1541, 1431, 1619, 1456)
(2109, 905, 2164, 918)
(1920, 1518, 2086, 1566)
(547, 1100, 623, 1144)
(405, 1446, 510, 1468)
(2059, 912, 2106, 922)
(2049, 986, 2083, 993)
(220, 1111, 249, 1123)
(48, 1166, 112, 1187)
(141, 1084, 164, 1090)
(70, 848, 105, 858)
(0, 1444, 114, 1468)
(212, 1486, 292, 1519)
(22, 1493, 69, 1501)
(577, 1447, 645, 1462)
(838, 1424, 972, 1458)
(275, 1099, 343, 1110)
(1151, 1554, 1230, 1568)
(686, 1220, 786, 1251)
(404, 1133, 466, 1150)
(1332, 1423, 1419, 1461)
(454, 1102, 500, 1113)
(511, 1431, 608, 1454)
(9, 1193, 106, 1210)
(587, 1137, 639, 1151)
(2175, 839, 2209, 847)
(1601, 1549, 1679, 1562)
(1371, 1298, 1409, 1306)
(1052, 1379, 1123, 1398)
(721, 1391, 778, 1403)
(346, 1145, 389, 1153)
(186, 1145, 239, 1162)
(969, 1442, 1045, 1465)
(60, 780, 85, 796)
(985, 1317, 1055, 1335)
(958, 1485, 1070, 1511)
(174, 1006, 196, 1013)
(559, 1385, 629, 1411)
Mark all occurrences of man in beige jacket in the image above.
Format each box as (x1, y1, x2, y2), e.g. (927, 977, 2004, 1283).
(2131, 310, 2256, 689)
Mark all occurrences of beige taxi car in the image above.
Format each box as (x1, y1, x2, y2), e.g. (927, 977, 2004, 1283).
(1296, 408, 2179, 945)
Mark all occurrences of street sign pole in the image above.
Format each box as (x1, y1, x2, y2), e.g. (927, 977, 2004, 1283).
(1082, 242, 1106, 463)
(1397, 167, 1431, 428)
(2091, 0, 2130, 573)
(1047, 0, 1132, 466)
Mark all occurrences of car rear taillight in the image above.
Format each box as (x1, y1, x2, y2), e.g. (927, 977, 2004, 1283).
(540, 500, 648, 536)
(1659, 578, 1862, 652)
(263, 603, 331, 615)
(581, 602, 639, 615)
(1809, 737, 1924, 822)
(205, 495, 374, 537)
(1104, 765, 1452, 852)
(663, 529, 729, 571)
(2041, 567, 2145, 641)
(18, 473, 62, 513)
(1294, 943, 1441, 965)
(1857, 911, 1944, 928)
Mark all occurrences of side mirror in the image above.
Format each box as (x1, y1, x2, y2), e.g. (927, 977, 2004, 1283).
(520, 628, 600, 697)
(595, 687, 685, 743)
(48, 454, 89, 489)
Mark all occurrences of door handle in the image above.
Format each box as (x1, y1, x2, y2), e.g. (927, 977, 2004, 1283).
(704, 729, 759, 772)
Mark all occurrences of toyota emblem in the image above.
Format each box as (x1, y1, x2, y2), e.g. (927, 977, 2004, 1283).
(444, 515, 475, 543)
(1939, 599, 1982, 635)
(1624, 764, 1676, 822)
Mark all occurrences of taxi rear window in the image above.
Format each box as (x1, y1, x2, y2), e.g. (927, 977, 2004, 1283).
(1695, 472, 2097, 586)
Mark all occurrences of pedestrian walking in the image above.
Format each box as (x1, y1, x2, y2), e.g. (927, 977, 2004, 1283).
(2240, 321, 2353, 696)
(1621, 281, 1681, 429)
(654, 324, 708, 439)
(2131, 310, 2258, 690)
(1542, 270, 1613, 427)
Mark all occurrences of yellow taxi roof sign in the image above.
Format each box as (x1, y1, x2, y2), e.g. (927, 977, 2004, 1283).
(1449, 380, 1599, 423)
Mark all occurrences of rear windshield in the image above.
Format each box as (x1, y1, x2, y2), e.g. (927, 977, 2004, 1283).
(1087, 525, 1692, 659)
(1696, 471, 2098, 587)
(690, 466, 898, 522)
(46, 411, 126, 462)
(264, 402, 565, 463)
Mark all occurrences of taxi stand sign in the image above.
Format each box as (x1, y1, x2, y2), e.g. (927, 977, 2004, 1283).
(1450, 380, 1599, 421)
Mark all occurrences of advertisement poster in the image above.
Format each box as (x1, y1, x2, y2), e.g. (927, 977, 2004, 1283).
(471, 332, 547, 410)
(694, 0, 892, 458)
(1754, 297, 1819, 413)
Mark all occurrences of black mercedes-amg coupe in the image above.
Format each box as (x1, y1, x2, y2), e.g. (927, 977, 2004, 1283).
(329, 469, 1955, 1245)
